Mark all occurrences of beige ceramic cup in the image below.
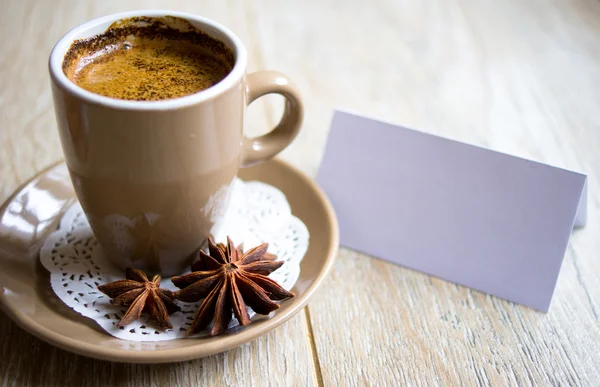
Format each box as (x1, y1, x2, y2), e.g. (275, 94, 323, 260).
(49, 10, 303, 276)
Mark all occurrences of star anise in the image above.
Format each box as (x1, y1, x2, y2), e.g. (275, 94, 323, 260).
(98, 268, 180, 329)
(172, 237, 294, 336)
(193, 240, 277, 271)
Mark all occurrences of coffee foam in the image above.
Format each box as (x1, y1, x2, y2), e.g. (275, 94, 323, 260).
(62, 16, 235, 101)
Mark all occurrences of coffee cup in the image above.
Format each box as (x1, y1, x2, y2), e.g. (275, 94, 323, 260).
(48, 10, 303, 276)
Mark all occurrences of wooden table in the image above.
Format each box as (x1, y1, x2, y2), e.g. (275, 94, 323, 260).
(1, 0, 599, 385)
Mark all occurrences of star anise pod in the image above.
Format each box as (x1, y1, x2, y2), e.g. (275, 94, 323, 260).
(172, 237, 294, 336)
(193, 241, 277, 271)
(98, 268, 180, 329)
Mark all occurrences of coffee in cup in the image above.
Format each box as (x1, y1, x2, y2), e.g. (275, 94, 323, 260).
(62, 17, 235, 101)
(49, 11, 303, 275)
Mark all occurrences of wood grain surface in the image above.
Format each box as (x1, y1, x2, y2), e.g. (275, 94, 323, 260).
(1, 0, 599, 386)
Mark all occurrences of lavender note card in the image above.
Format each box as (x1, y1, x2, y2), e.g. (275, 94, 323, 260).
(317, 110, 587, 312)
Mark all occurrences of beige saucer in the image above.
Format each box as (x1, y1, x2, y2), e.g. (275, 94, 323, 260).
(0, 159, 339, 363)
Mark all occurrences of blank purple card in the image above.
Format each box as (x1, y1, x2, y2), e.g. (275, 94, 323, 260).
(317, 110, 587, 312)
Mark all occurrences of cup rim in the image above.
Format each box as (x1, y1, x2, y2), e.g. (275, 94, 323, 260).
(48, 10, 247, 111)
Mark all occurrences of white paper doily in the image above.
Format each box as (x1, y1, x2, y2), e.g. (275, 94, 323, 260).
(39, 178, 309, 342)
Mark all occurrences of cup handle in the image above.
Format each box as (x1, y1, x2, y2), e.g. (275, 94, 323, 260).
(241, 71, 304, 167)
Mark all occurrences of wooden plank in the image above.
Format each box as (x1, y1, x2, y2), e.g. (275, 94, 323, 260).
(252, 0, 600, 384)
(0, 0, 317, 385)
(0, 315, 315, 386)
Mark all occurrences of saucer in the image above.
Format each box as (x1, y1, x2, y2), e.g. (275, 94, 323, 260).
(0, 159, 339, 363)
